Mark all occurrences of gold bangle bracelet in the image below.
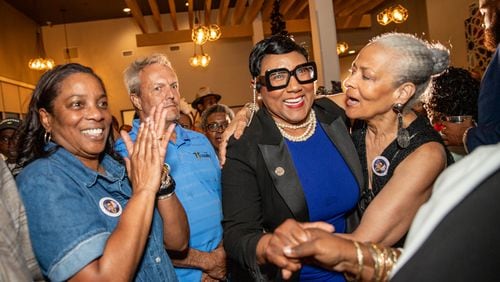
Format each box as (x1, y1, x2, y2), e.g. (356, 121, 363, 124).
(369, 243, 384, 282)
(344, 240, 364, 281)
(462, 126, 474, 153)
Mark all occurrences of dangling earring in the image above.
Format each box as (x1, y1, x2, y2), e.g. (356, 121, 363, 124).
(393, 103, 410, 148)
(44, 131, 52, 144)
(247, 85, 257, 126)
(245, 79, 261, 126)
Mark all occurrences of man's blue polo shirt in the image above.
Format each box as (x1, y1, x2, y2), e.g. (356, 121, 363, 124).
(115, 119, 223, 281)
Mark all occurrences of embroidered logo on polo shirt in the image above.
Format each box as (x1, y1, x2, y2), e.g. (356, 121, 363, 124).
(193, 152, 211, 159)
(99, 197, 122, 217)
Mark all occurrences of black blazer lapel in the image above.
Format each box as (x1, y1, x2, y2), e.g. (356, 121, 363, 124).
(258, 141, 309, 222)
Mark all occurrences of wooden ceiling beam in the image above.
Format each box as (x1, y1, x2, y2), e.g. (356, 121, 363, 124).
(332, 0, 343, 12)
(286, 1, 309, 20)
(204, 0, 212, 24)
(298, 8, 309, 19)
(147, 0, 163, 31)
(334, 0, 360, 17)
(167, 0, 178, 30)
(231, 0, 247, 25)
(136, 24, 254, 46)
(338, 0, 373, 17)
(243, 0, 265, 25)
(280, 0, 295, 16)
(217, 0, 230, 26)
(124, 0, 148, 33)
(355, 0, 387, 15)
(187, 0, 194, 29)
(335, 14, 372, 29)
(261, 0, 274, 21)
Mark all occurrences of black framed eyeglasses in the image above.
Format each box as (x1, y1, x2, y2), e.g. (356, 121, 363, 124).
(258, 61, 317, 91)
(206, 122, 229, 132)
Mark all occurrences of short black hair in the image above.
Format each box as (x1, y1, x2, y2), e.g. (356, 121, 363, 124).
(248, 34, 309, 79)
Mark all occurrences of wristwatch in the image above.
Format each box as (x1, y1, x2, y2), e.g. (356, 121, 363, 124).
(157, 163, 176, 200)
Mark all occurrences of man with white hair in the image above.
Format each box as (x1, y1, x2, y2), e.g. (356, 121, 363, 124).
(115, 54, 226, 281)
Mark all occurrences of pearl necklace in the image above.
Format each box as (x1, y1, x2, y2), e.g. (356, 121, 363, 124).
(275, 110, 317, 142)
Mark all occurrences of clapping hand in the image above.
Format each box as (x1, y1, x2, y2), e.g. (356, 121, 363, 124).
(121, 104, 175, 195)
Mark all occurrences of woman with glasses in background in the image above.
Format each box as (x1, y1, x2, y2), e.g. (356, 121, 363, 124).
(201, 104, 234, 153)
(221, 34, 363, 281)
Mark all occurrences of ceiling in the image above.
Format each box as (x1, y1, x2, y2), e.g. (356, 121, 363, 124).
(7, 0, 389, 34)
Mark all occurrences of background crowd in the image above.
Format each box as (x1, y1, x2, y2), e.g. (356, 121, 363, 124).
(0, 0, 498, 281)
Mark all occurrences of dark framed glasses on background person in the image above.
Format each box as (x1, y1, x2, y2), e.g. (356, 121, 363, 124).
(206, 122, 229, 132)
(258, 61, 317, 91)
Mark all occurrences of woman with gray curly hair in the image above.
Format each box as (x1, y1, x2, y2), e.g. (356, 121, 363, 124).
(340, 32, 454, 247)
(261, 32, 456, 280)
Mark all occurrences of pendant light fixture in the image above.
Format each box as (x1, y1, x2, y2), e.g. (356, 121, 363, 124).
(28, 27, 55, 71)
(191, 0, 221, 45)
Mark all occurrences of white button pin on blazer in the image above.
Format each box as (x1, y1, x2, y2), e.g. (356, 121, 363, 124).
(274, 166, 285, 176)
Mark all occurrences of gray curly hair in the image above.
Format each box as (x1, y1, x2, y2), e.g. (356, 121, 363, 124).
(370, 33, 450, 112)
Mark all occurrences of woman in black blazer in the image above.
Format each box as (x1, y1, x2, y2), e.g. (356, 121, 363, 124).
(222, 35, 363, 281)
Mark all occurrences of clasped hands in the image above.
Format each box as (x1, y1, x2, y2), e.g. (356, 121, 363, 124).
(260, 219, 352, 280)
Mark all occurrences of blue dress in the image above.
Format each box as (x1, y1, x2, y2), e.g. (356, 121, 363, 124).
(286, 123, 359, 281)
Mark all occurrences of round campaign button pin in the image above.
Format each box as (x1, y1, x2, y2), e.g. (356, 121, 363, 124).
(275, 166, 285, 176)
(372, 156, 390, 177)
(99, 197, 123, 217)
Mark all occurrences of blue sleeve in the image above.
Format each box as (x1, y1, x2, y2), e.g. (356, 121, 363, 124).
(466, 46, 500, 152)
(115, 120, 140, 158)
(466, 124, 500, 152)
(17, 165, 109, 281)
(114, 137, 129, 158)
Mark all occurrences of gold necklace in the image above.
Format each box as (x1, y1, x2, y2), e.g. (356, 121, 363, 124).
(275, 110, 317, 142)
